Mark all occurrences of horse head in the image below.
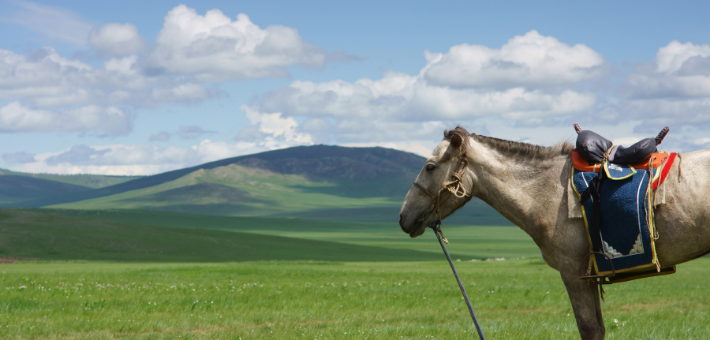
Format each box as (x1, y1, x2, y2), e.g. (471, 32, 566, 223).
(399, 127, 477, 238)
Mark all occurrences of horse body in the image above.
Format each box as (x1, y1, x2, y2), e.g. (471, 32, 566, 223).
(399, 128, 710, 340)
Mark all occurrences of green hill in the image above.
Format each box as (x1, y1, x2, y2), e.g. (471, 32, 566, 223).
(0, 208, 452, 262)
(0, 175, 90, 205)
(0, 168, 140, 189)
(8, 145, 422, 208)
(1, 145, 512, 225)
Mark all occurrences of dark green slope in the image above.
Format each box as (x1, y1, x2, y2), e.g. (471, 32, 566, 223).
(0, 175, 90, 205)
(7, 145, 425, 208)
(0, 168, 140, 188)
(0, 209, 453, 262)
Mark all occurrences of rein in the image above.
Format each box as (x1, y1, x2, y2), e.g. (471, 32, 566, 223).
(430, 222, 485, 340)
(412, 149, 485, 339)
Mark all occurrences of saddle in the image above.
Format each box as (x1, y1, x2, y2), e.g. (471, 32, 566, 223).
(574, 123, 669, 165)
(572, 124, 677, 284)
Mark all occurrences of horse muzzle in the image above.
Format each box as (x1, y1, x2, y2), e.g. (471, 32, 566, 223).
(399, 211, 430, 238)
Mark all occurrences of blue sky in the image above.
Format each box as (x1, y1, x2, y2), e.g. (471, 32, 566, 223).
(1, 0, 709, 175)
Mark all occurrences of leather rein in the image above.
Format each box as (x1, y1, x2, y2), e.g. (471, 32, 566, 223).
(412, 150, 473, 243)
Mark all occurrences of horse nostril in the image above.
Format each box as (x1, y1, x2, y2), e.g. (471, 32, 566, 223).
(399, 214, 405, 228)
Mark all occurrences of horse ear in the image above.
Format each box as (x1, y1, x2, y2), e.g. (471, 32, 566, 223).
(450, 134, 463, 149)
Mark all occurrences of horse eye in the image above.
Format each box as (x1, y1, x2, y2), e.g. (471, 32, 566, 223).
(425, 164, 436, 172)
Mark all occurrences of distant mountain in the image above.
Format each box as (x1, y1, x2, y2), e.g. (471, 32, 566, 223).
(11, 145, 424, 207)
(1, 145, 511, 225)
(0, 175, 89, 205)
(0, 169, 141, 189)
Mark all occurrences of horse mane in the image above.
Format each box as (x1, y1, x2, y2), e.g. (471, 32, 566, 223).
(444, 126, 574, 160)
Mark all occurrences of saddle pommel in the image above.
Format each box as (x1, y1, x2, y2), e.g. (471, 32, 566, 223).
(656, 126, 669, 145)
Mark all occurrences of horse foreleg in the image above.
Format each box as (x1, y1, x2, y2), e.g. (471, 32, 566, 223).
(560, 265, 606, 340)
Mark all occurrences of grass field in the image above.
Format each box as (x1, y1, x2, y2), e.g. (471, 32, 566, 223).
(0, 209, 452, 263)
(1, 259, 708, 339)
(31, 209, 536, 260)
(2, 208, 708, 339)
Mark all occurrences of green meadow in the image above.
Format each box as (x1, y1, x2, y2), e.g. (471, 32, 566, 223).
(1, 208, 709, 339)
(29, 208, 536, 260)
(1, 259, 709, 339)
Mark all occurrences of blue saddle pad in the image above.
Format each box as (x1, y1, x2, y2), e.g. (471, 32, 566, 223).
(571, 164, 659, 276)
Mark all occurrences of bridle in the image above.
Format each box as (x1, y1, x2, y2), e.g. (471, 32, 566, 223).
(410, 145, 486, 339)
(412, 148, 473, 242)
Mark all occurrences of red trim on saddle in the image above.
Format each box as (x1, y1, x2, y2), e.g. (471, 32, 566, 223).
(572, 149, 673, 175)
(652, 152, 677, 190)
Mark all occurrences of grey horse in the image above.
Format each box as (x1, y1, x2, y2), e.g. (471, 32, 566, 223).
(399, 126, 710, 340)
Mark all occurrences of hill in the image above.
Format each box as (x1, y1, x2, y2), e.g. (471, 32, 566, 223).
(0, 175, 90, 205)
(1, 145, 512, 225)
(8, 145, 421, 207)
(0, 168, 141, 188)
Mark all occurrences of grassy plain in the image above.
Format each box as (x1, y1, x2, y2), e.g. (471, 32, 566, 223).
(1, 259, 709, 339)
(34, 209, 535, 260)
(0, 209, 449, 262)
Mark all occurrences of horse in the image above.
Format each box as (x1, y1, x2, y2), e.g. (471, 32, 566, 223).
(398, 126, 710, 340)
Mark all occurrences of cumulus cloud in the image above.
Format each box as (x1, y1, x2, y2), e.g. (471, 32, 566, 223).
(0, 4, 336, 137)
(256, 31, 601, 144)
(89, 23, 148, 57)
(237, 105, 313, 149)
(423, 30, 607, 89)
(17, 139, 267, 175)
(621, 40, 710, 133)
(0, 46, 216, 135)
(0, 101, 131, 135)
(144, 5, 327, 81)
(262, 72, 595, 122)
(0, 47, 216, 109)
(627, 41, 710, 100)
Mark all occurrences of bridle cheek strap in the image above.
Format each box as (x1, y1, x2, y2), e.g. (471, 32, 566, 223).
(412, 153, 473, 243)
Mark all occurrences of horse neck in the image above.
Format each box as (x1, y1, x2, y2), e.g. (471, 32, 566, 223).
(465, 139, 568, 242)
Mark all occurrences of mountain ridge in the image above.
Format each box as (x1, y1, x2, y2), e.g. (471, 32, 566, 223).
(0, 145, 512, 225)
(4, 145, 424, 208)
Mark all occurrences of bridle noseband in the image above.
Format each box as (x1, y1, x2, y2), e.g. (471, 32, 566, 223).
(412, 149, 473, 242)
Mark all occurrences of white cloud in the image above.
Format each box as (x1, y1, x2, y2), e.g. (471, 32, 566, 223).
(258, 71, 596, 143)
(16, 139, 266, 176)
(626, 41, 710, 99)
(144, 5, 327, 81)
(423, 30, 606, 88)
(0, 4, 334, 137)
(239, 105, 313, 148)
(655, 41, 710, 74)
(621, 41, 710, 131)
(89, 23, 148, 57)
(4, 1, 93, 45)
(0, 47, 215, 109)
(262, 72, 595, 122)
(0, 101, 131, 135)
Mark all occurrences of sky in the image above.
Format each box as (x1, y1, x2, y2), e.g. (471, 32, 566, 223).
(1, 0, 709, 175)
